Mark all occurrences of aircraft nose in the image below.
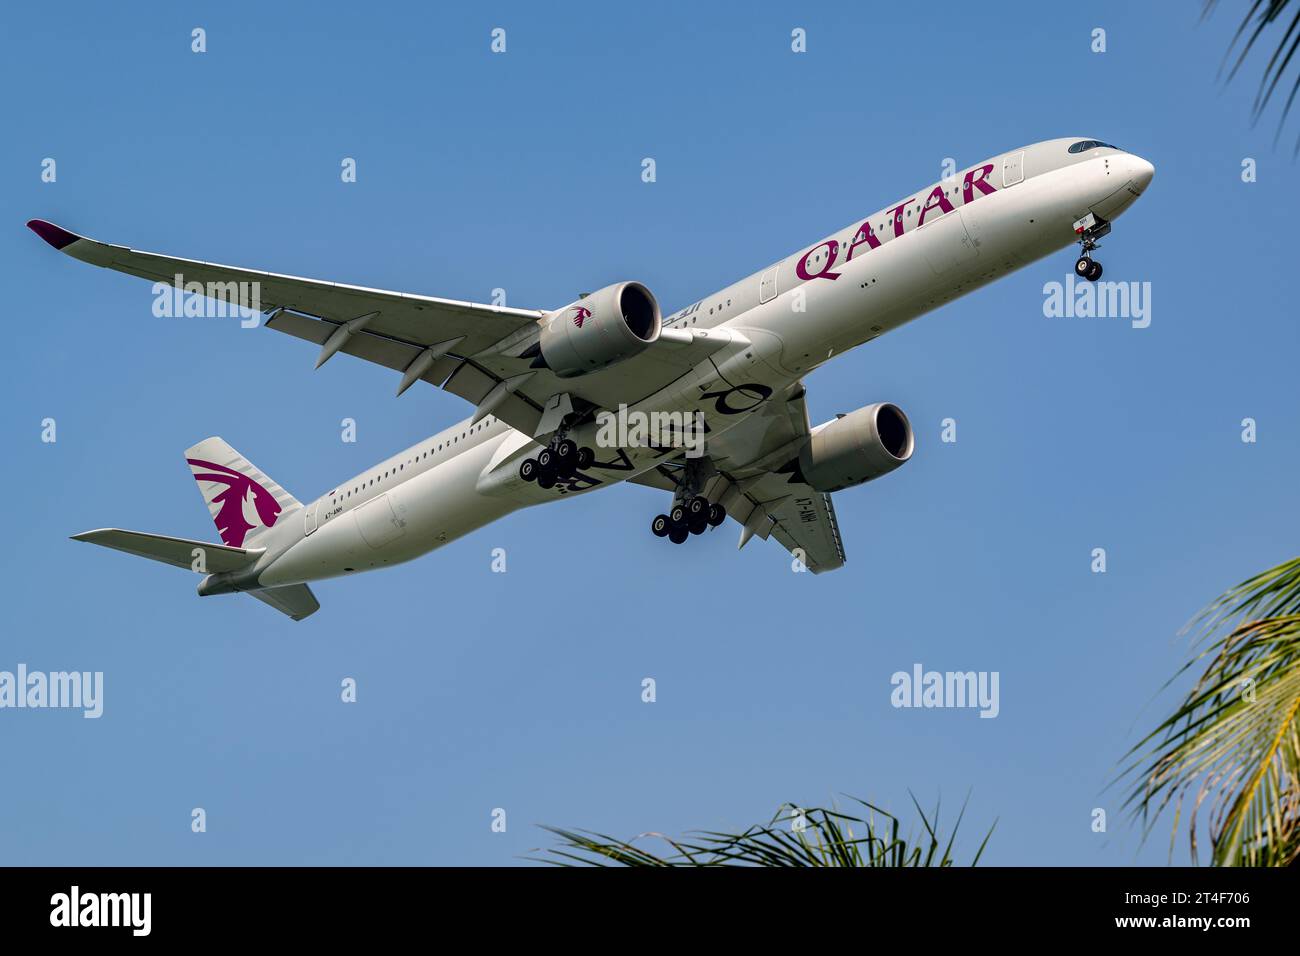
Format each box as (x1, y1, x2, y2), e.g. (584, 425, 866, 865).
(1129, 154, 1155, 192)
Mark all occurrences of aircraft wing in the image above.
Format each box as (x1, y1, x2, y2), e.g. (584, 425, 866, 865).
(729, 476, 846, 574)
(632, 383, 847, 573)
(28, 220, 733, 439)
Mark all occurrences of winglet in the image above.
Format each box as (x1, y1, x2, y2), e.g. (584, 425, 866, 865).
(26, 219, 81, 250)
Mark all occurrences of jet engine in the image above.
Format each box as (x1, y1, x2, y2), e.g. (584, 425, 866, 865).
(794, 403, 915, 492)
(535, 281, 662, 378)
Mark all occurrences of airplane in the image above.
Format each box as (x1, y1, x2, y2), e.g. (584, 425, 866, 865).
(28, 137, 1154, 621)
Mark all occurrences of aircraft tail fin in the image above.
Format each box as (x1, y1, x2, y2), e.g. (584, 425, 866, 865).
(184, 437, 300, 548)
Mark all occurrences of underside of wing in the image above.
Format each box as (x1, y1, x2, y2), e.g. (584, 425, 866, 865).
(729, 478, 846, 573)
(29, 220, 739, 440)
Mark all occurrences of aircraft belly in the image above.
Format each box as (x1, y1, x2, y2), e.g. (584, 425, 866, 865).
(259, 438, 519, 586)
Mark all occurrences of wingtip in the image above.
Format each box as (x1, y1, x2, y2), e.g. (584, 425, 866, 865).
(27, 219, 80, 250)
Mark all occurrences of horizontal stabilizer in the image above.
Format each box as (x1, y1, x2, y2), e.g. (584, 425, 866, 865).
(247, 584, 320, 621)
(71, 528, 263, 573)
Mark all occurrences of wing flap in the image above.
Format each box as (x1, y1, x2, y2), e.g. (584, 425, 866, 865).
(765, 490, 846, 573)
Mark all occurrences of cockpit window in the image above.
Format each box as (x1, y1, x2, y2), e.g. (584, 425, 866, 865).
(1068, 140, 1120, 154)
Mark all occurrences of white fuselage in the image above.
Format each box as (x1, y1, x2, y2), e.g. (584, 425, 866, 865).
(249, 138, 1154, 588)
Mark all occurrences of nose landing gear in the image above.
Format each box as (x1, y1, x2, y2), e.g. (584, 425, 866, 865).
(1072, 212, 1110, 283)
(1074, 255, 1103, 282)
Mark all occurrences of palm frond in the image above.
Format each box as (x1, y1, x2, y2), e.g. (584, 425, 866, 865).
(531, 793, 996, 867)
(1205, 0, 1300, 152)
(1120, 556, 1300, 866)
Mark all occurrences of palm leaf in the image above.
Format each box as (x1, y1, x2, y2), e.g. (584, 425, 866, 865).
(1120, 557, 1300, 866)
(1205, 0, 1300, 152)
(531, 793, 995, 867)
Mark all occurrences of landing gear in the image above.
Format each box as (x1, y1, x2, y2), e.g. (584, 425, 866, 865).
(553, 438, 577, 472)
(1072, 212, 1110, 283)
(1074, 256, 1103, 282)
(652, 496, 725, 542)
(518, 427, 596, 487)
(653, 492, 725, 543)
(648, 455, 726, 546)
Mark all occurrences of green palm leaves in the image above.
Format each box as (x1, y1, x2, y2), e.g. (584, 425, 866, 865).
(1122, 557, 1300, 866)
(536, 795, 994, 867)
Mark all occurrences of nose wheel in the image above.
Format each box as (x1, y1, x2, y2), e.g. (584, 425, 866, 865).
(1072, 212, 1110, 283)
(1074, 255, 1103, 282)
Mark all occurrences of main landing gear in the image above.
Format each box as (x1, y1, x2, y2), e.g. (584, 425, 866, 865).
(649, 456, 725, 544)
(650, 496, 726, 544)
(1072, 212, 1110, 283)
(518, 436, 595, 489)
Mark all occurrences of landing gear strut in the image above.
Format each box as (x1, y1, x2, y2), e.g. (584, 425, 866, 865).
(518, 425, 595, 488)
(650, 457, 727, 544)
(1072, 212, 1109, 283)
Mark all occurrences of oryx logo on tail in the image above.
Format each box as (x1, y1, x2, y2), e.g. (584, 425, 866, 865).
(183, 437, 302, 549)
(186, 459, 281, 547)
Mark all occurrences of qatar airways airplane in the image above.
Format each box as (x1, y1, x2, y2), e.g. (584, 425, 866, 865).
(30, 137, 1153, 620)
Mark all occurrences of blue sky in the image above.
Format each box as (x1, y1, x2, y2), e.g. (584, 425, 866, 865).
(1, 1, 1295, 865)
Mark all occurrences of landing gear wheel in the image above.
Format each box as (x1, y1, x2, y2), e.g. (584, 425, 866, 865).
(1074, 256, 1093, 278)
(707, 503, 726, 527)
(537, 448, 554, 470)
(668, 526, 689, 544)
(688, 516, 708, 535)
(686, 497, 707, 520)
(553, 439, 577, 473)
(519, 458, 539, 482)
(670, 504, 687, 525)
(537, 466, 557, 490)
(1085, 260, 1103, 282)
(576, 446, 595, 470)
(651, 514, 670, 537)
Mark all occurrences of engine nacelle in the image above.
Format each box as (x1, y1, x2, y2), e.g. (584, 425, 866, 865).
(795, 403, 915, 492)
(537, 281, 662, 378)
